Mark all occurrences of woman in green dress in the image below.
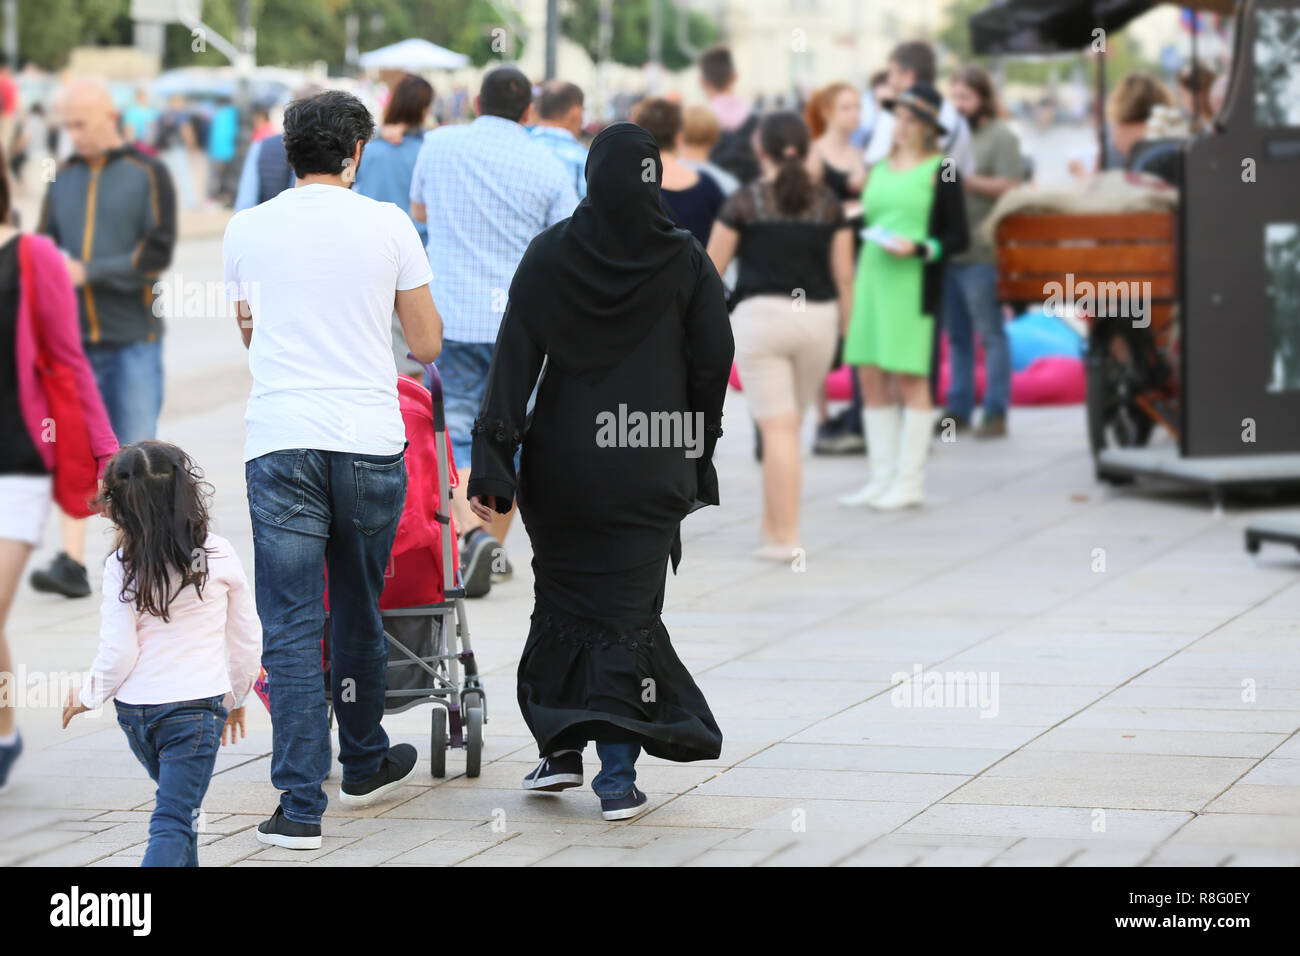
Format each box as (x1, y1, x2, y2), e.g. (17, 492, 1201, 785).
(840, 83, 969, 511)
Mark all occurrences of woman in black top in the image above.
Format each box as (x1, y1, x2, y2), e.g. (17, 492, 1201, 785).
(631, 97, 727, 246)
(707, 111, 854, 559)
(468, 123, 733, 822)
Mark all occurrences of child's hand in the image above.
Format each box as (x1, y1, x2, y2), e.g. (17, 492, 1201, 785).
(62, 688, 90, 729)
(222, 707, 246, 746)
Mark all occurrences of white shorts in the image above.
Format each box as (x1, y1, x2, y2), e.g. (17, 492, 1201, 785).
(0, 475, 53, 547)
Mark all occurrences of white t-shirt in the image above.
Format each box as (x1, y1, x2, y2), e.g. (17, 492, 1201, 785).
(223, 183, 433, 462)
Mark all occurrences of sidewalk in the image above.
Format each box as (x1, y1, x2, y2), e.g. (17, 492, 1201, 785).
(3, 245, 1298, 865)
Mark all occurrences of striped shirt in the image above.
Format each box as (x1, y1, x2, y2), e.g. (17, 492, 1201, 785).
(410, 116, 579, 343)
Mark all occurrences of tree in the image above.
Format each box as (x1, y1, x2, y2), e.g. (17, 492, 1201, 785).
(563, 0, 718, 71)
(16, 0, 134, 70)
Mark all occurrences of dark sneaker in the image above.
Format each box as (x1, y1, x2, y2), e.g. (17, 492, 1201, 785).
(459, 530, 497, 599)
(600, 786, 649, 822)
(934, 411, 970, 437)
(490, 549, 513, 583)
(814, 431, 867, 455)
(522, 750, 583, 792)
(338, 743, 419, 809)
(0, 732, 23, 794)
(256, 806, 322, 850)
(975, 416, 1008, 439)
(29, 553, 91, 598)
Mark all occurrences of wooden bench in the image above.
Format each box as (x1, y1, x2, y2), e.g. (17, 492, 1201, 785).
(994, 210, 1180, 443)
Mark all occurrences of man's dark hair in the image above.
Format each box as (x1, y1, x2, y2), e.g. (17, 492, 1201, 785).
(282, 90, 376, 178)
(479, 67, 533, 122)
(630, 97, 682, 150)
(890, 41, 936, 86)
(698, 45, 736, 92)
(537, 80, 584, 121)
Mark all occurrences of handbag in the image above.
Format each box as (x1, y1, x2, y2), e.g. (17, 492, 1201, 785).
(19, 236, 100, 518)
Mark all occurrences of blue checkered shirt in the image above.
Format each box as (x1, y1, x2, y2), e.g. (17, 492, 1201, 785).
(529, 124, 588, 201)
(410, 116, 579, 344)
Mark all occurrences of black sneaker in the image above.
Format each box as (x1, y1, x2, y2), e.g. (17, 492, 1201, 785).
(934, 411, 970, 437)
(256, 806, 322, 850)
(600, 786, 649, 821)
(29, 553, 91, 598)
(338, 743, 419, 809)
(459, 530, 497, 599)
(0, 732, 23, 794)
(490, 549, 513, 583)
(522, 750, 583, 792)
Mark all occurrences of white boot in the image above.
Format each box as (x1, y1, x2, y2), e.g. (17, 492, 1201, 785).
(838, 406, 901, 508)
(874, 408, 933, 510)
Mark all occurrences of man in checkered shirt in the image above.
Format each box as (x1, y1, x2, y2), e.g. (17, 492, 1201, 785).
(410, 67, 578, 598)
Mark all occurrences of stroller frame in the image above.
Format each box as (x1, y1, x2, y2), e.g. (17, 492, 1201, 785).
(327, 364, 486, 778)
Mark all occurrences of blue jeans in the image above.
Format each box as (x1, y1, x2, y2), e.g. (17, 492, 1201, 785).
(942, 262, 1010, 420)
(246, 447, 408, 825)
(115, 696, 226, 867)
(433, 339, 495, 470)
(591, 742, 640, 799)
(85, 339, 164, 445)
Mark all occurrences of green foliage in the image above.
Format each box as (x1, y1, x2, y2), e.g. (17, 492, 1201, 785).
(16, 0, 134, 69)
(563, 0, 718, 71)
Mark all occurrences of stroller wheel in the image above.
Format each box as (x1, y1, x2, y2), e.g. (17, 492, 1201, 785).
(465, 705, 483, 778)
(430, 706, 447, 778)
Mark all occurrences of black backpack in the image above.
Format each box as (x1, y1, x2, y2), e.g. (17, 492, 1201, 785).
(709, 112, 761, 186)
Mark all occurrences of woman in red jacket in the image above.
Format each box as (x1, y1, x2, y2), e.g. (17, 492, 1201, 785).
(0, 162, 117, 793)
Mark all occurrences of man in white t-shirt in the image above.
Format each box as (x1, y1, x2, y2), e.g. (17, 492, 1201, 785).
(222, 90, 442, 851)
(864, 41, 974, 176)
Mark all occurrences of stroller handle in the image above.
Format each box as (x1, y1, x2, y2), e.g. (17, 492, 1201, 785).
(411, 355, 446, 433)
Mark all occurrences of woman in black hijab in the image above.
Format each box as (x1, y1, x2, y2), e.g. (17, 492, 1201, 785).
(468, 122, 733, 821)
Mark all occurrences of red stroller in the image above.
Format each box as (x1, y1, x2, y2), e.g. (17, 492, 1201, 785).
(255, 368, 487, 777)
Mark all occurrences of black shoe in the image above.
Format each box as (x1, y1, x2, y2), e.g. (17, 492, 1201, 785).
(0, 732, 22, 794)
(29, 552, 91, 598)
(338, 743, 419, 809)
(934, 411, 970, 437)
(522, 750, 583, 792)
(490, 550, 513, 584)
(459, 530, 497, 599)
(600, 786, 649, 821)
(256, 806, 322, 850)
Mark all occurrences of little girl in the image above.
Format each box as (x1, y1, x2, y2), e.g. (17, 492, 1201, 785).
(63, 440, 262, 867)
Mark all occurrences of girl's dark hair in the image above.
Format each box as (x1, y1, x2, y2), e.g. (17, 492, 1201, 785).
(760, 111, 814, 215)
(94, 441, 214, 623)
(382, 74, 434, 128)
(0, 144, 10, 224)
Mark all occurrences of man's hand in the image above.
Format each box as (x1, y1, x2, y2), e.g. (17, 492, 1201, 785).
(62, 688, 90, 728)
(65, 259, 87, 287)
(469, 494, 498, 523)
(222, 707, 246, 746)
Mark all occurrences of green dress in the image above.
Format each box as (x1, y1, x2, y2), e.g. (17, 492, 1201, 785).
(843, 154, 944, 375)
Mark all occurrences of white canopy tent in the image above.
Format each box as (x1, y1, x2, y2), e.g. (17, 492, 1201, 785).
(358, 38, 470, 72)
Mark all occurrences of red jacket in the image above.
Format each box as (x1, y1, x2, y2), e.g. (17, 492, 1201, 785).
(13, 234, 118, 476)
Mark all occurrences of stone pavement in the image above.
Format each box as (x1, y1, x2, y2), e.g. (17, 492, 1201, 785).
(3, 239, 1299, 867)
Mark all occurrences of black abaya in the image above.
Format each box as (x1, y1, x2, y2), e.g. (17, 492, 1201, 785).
(468, 123, 734, 762)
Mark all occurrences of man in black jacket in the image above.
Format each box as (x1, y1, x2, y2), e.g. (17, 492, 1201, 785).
(30, 79, 177, 598)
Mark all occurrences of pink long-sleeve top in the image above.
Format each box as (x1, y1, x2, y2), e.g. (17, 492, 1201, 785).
(14, 233, 118, 476)
(80, 533, 263, 712)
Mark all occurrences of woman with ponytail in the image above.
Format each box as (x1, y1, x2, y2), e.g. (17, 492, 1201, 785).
(708, 111, 854, 560)
(63, 441, 262, 866)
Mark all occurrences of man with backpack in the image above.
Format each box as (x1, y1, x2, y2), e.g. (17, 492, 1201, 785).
(699, 46, 760, 186)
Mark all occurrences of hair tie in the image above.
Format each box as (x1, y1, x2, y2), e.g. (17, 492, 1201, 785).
(782, 145, 799, 158)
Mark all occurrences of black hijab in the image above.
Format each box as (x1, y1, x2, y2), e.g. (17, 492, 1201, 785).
(507, 121, 698, 382)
